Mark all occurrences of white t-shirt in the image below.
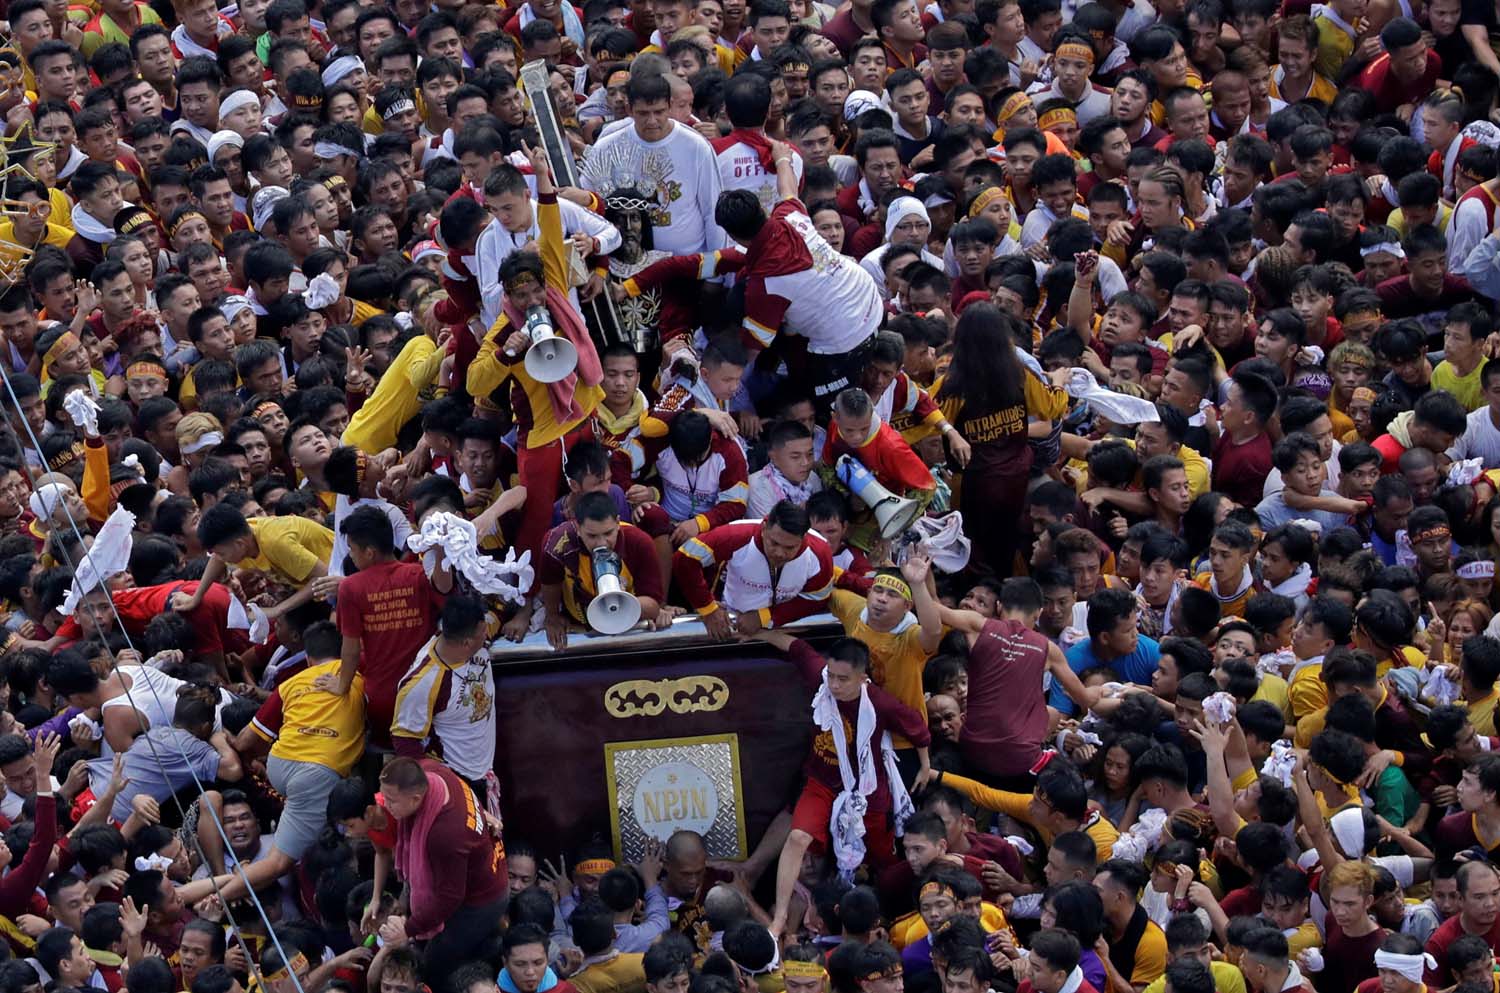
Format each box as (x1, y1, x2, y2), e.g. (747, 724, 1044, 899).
(581, 120, 726, 257)
(1450, 405, 1500, 466)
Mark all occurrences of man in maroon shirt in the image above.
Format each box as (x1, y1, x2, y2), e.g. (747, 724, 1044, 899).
(1425, 861, 1500, 988)
(379, 757, 509, 993)
(325, 506, 450, 745)
(821, 0, 876, 56)
(752, 630, 930, 941)
(1212, 368, 1277, 510)
(1356, 17, 1442, 115)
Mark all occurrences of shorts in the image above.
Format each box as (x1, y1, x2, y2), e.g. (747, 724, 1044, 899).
(266, 756, 343, 859)
(790, 778, 898, 869)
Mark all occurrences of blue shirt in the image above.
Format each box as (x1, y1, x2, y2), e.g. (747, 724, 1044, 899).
(1048, 634, 1161, 714)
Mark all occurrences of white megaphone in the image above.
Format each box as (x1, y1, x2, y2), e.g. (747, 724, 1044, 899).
(836, 454, 922, 540)
(520, 305, 577, 384)
(586, 546, 641, 635)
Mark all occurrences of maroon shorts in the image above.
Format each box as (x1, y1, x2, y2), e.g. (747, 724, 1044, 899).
(790, 778, 898, 869)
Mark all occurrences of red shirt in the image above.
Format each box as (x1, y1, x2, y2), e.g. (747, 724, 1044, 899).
(335, 560, 444, 735)
(53, 581, 244, 657)
(1427, 912, 1500, 987)
(960, 618, 1052, 777)
(1211, 431, 1273, 509)
(1357, 49, 1443, 113)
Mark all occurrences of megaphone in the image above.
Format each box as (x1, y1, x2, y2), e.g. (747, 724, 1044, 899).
(520, 305, 577, 384)
(836, 454, 922, 540)
(586, 546, 641, 635)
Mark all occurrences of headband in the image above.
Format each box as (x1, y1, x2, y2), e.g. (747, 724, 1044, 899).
(1332, 346, 1375, 368)
(1373, 950, 1438, 984)
(968, 186, 1005, 218)
(995, 90, 1031, 123)
(207, 129, 244, 164)
(1410, 523, 1451, 544)
(574, 858, 615, 875)
(1360, 241, 1405, 259)
(355, 450, 368, 488)
(168, 209, 208, 241)
(381, 97, 416, 121)
(28, 481, 71, 520)
(126, 361, 167, 381)
(1461, 164, 1487, 183)
(252, 186, 290, 231)
(1038, 106, 1077, 131)
(872, 574, 912, 600)
(254, 400, 283, 419)
(292, 92, 324, 111)
(48, 442, 83, 472)
(884, 196, 929, 240)
(918, 880, 954, 902)
(1351, 386, 1378, 404)
(315, 140, 360, 161)
(181, 431, 224, 455)
(321, 54, 364, 87)
(782, 963, 827, 980)
(779, 60, 810, 73)
(861, 966, 902, 982)
(221, 294, 252, 324)
(1055, 41, 1095, 65)
(218, 88, 260, 122)
(115, 207, 154, 235)
(1459, 561, 1497, 580)
(323, 174, 349, 192)
(43, 331, 80, 372)
(265, 952, 309, 984)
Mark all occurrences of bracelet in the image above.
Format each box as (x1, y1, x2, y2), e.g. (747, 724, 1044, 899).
(774, 156, 791, 165)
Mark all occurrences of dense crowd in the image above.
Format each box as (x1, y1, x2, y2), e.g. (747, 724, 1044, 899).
(10, 0, 1500, 990)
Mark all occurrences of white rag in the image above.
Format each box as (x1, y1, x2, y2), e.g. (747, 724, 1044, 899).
(1202, 692, 1237, 724)
(1449, 457, 1486, 486)
(1261, 739, 1296, 787)
(68, 713, 101, 741)
(1330, 806, 1366, 858)
(1372, 950, 1437, 983)
(134, 854, 173, 873)
(811, 667, 914, 880)
(302, 272, 341, 310)
(60, 507, 136, 616)
(1109, 807, 1168, 862)
(911, 512, 970, 573)
(407, 512, 534, 605)
(1064, 369, 1160, 424)
(1425, 665, 1463, 707)
(1256, 648, 1295, 678)
(63, 389, 100, 436)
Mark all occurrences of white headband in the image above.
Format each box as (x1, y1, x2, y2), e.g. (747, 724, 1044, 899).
(1459, 560, 1497, 580)
(321, 54, 364, 87)
(27, 482, 71, 523)
(181, 431, 224, 455)
(885, 196, 929, 240)
(1373, 950, 1437, 983)
(1330, 807, 1366, 858)
(1360, 241, 1405, 259)
(380, 97, 416, 121)
(314, 140, 360, 161)
(251, 185, 289, 230)
(207, 129, 244, 164)
(843, 88, 882, 121)
(220, 294, 252, 323)
(218, 88, 260, 123)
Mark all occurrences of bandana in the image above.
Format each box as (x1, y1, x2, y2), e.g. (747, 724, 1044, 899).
(355, 450, 368, 488)
(782, 963, 826, 980)
(1410, 523, 1451, 544)
(1360, 241, 1405, 259)
(1351, 386, 1378, 404)
(291, 92, 324, 111)
(217, 88, 260, 124)
(221, 294, 253, 325)
(251, 186, 290, 231)
(918, 880, 954, 901)
(181, 431, 223, 455)
(168, 209, 208, 241)
(265, 952, 308, 984)
(968, 186, 1005, 218)
(1039, 106, 1078, 131)
(995, 91, 1031, 124)
(207, 129, 244, 165)
(861, 966, 903, 982)
(779, 59, 810, 73)
(1055, 41, 1095, 65)
(323, 175, 349, 193)
(1334, 344, 1375, 368)
(42, 331, 81, 377)
(114, 206, 155, 236)
(126, 361, 167, 381)
(253, 400, 282, 419)
(315, 140, 361, 161)
(871, 574, 912, 600)
(47, 442, 83, 472)
(1372, 950, 1438, 983)
(884, 196, 929, 241)
(381, 97, 416, 121)
(321, 54, 364, 87)
(574, 858, 615, 875)
(1459, 560, 1497, 580)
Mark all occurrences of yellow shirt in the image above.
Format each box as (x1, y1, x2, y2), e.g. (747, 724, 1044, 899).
(467, 196, 604, 447)
(1389, 202, 1453, 237)
(1126, 917, 1169, 988)
(1252, 673, 1290, 715)
(1471, 690, 1500, 736)
(0, 220, 78, 254)
(1311, 11, 1360, 80)
(1269, 67, 1338, 105)
(1432, 360, 1486, 411)
(570, 953, 646, 993)
(889, 903, 1011, 950)
(1124, 440, 1210, 499)
(241, 516, 334, 584)
(1287, 921, 1323, 958)
(941, 772, 1121, 860)
(1288, 662, 1327, 722)
(1143, 960, 1246, 993)
(342, 333, 444, 453)
(251, 659, 366, 774)
(830, 589, 930, 748)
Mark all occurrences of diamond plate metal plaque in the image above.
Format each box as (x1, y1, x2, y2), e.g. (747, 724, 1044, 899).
(604, 734, 748, 863)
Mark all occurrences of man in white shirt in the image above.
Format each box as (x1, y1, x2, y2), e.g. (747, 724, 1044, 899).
(475, 165, 622, 329)
(711, 72, 803, 212)
(1449, 362, 1500, 466)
